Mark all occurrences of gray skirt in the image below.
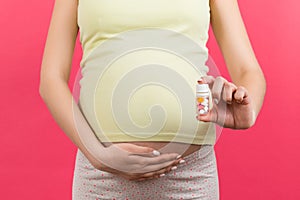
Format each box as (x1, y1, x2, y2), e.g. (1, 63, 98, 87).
(72, 145, 219, 200)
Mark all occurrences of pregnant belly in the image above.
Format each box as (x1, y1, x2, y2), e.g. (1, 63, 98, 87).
(102, 141, 202, 158)
(78, 45, 215, 150)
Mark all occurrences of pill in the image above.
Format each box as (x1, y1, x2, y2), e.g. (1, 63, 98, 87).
(202, 102, 208, 106)
(197, 97, 204, 103)
(197, 104, 204, 109)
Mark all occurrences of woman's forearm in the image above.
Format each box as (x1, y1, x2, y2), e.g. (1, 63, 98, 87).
(39, 76, 183, 177)
(232, 67, 266, 119)
(39, 77, 106, 166)
(209, 0, 266, 122)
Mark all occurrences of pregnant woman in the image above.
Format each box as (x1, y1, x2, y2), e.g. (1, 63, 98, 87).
(39, 0, 266, 199)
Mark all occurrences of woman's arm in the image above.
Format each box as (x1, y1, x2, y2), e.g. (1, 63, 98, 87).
(210, 0, 266, 117)
(39, 0, 181, 180)
(197, 0, 266, 128)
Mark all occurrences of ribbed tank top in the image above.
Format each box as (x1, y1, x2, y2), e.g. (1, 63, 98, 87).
(77, 0, 216, 145)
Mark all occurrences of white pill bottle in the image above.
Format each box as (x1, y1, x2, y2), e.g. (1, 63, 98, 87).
(196, 82, 210, 115)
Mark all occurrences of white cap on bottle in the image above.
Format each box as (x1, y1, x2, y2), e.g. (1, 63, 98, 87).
(196, 83, 209, 92)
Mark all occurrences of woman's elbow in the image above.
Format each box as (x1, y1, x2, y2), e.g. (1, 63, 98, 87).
(39, 75, 50, 101)
(38, 69, 59, 100)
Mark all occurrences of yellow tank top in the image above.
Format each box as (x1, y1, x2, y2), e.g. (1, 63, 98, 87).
(77, 0, 216, 145)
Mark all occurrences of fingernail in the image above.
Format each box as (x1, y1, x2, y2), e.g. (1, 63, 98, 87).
(214, 98, 219, 104)
(152, 150, 160, 156)
(179, 160, 185, 164)
(176, 155, 182, 159)
(171, 166, 177, 171)
(160, 173, 165, 177)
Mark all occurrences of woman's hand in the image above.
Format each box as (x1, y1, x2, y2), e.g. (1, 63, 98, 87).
(87, 143, 184, 181)
(196, 76, 256, 129)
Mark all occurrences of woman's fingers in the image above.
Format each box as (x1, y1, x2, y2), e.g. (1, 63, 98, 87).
(234, 86, 250, 104)
(211, 76, 227, 104)
(134, 158, 185, 181)
(111, 143, 182, 174)
(200, 76, 239, 105)
(142, 159, 177, 173)
(197, 76, 254, 129)
(137, 153, 181, 172)
(114, 143, 160, 157)
(222, 82, 238, 104)
(138, 164, 174, 179)
(196, 108, 218, 123)
(200, 75, 215, 88)
(197, 76, 234, 124)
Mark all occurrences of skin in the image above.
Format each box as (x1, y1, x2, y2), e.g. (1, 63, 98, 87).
(39, 0, 266, 181)
(197, 0, 266, 127)
(39, 0, 183, 181)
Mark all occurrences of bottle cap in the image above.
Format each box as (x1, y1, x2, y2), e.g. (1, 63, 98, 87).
(196, 83, 209, 92)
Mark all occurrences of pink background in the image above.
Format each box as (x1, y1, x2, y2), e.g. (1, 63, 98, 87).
(1, 0, 299, 199)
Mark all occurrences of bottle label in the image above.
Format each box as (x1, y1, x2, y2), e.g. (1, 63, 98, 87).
(196, 95, 209, 115)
